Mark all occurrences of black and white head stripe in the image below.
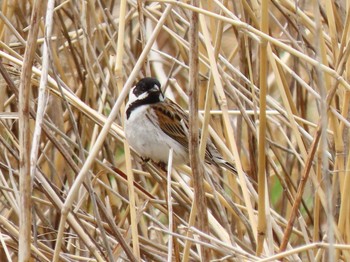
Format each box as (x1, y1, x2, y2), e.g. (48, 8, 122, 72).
(126, 78, 163, 119)
(132, 77, 162, 97)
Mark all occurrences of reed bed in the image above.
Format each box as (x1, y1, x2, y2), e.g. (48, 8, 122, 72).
(0, 0, 349, 261)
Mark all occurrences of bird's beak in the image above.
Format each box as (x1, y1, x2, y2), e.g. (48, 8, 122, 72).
(149, 84, 160, 92)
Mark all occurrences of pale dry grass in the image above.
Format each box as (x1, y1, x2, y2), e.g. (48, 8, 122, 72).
(0, 0, 349, 261)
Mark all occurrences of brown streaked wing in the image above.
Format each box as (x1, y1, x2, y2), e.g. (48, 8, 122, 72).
(147, 98, 221, 166)
(148, 99, 189, 150)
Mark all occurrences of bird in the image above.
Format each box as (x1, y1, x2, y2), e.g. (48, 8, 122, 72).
(124, 77, 237, 174)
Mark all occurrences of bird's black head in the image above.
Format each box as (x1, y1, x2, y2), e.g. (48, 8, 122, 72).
(133, 77, 162, 97)
(125, 77, 164, 119)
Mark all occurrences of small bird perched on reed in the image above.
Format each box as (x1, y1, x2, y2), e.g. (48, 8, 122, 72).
(124, 77, 237, 174)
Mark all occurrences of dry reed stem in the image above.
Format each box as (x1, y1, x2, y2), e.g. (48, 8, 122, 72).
(188, 0, 210, 260)
(18, 1, 43, 261)
(115, 0, 141, 260)
(256, 0, 269, 256)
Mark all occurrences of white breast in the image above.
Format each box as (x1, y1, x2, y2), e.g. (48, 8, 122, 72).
(125, 105, 188, 164)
